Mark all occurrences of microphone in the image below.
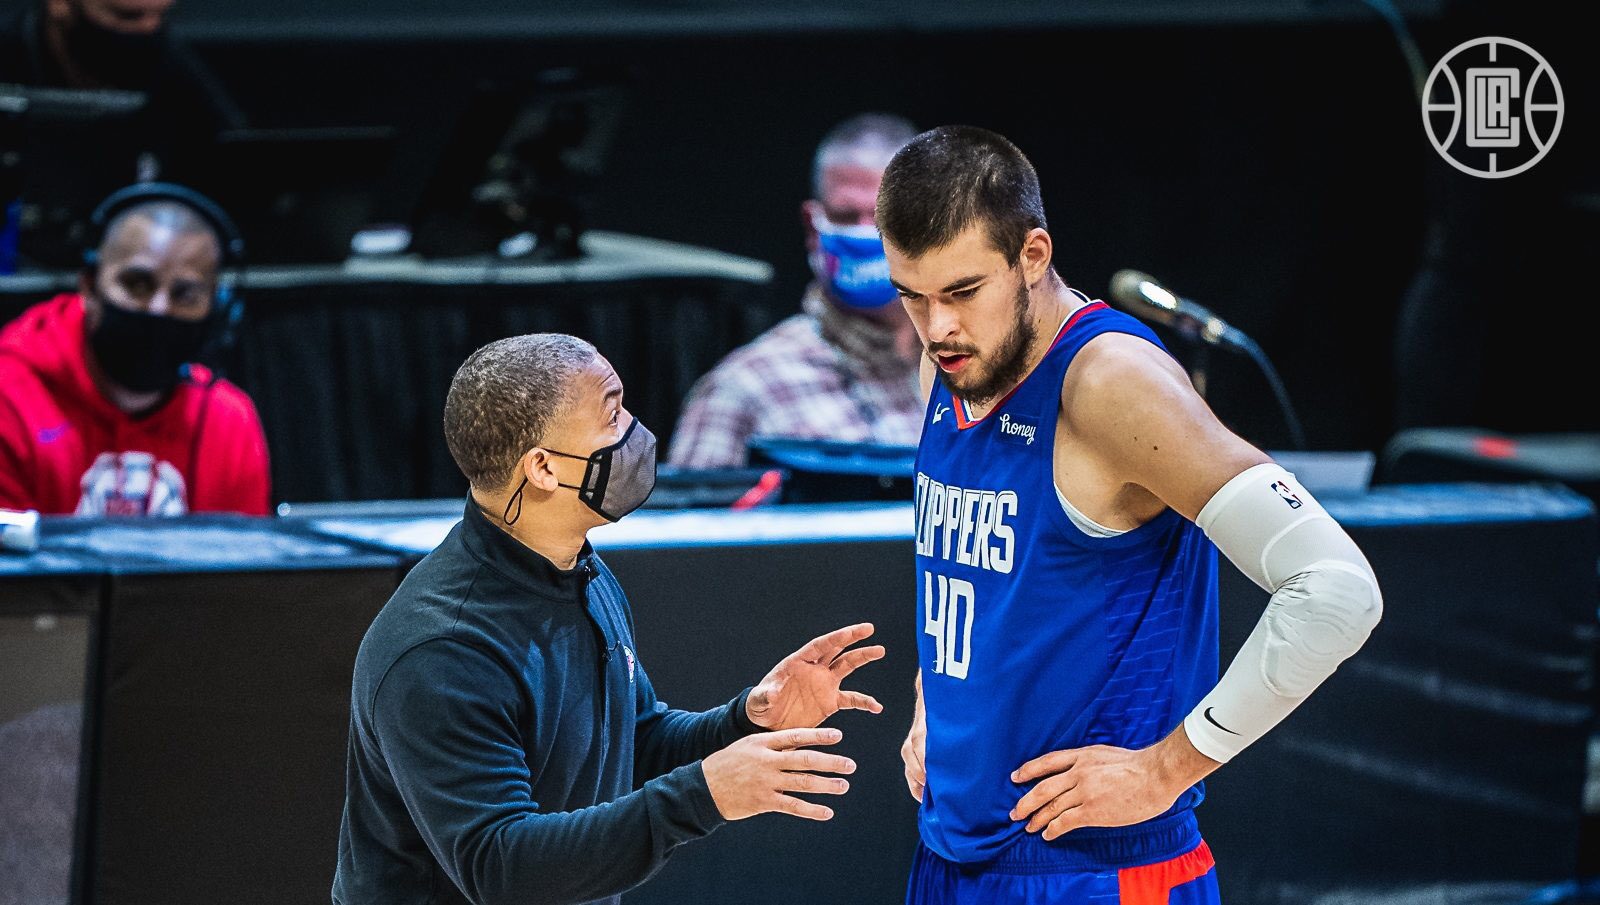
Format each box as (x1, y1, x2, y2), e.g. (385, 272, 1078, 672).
(1106, 268, 1307, 450)
(1109, 269, 1249, 351)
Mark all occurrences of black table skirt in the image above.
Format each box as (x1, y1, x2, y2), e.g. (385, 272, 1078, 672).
(1, 240, 776, 504)
(236, 273, 772, 502)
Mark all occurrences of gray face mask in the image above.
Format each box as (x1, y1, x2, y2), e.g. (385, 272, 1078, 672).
(503, 417, 659, 525)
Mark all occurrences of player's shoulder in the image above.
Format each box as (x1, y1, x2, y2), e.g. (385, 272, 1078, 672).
(1061, 330, 1188, 406)
(1057, 330, 1202, 452)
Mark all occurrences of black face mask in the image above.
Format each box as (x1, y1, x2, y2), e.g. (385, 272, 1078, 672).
(502, 418, 659, 525)
(87, 295, 209, 394)
(64, 12, 165, 87)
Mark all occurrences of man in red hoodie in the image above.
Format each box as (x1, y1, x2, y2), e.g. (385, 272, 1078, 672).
(0, 195, 269, 515)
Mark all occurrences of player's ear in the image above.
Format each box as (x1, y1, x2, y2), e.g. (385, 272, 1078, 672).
(1018, 228, 1053, 288)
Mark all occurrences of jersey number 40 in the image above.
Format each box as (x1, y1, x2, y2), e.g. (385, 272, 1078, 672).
(923, 571, 975, 680)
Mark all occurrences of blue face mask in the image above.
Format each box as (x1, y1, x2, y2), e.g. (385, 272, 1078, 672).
(809, 211, 898, 310)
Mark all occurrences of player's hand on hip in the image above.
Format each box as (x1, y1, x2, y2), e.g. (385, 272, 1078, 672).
(1008, 744, 1176, 841)
(702, 727, 857, 821)
(901, 715, 926, 803)
(746, 623, 885, 730)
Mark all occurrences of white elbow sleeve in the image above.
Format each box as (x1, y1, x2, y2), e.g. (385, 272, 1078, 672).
(1184, 464, 1382, 762)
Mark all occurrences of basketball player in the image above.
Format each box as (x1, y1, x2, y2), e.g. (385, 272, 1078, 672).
(880, 126, 1383, 903)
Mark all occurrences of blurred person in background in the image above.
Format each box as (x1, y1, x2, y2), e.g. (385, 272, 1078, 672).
(0, 185, 269, 515)
(0, 0, 242, 268)
(668, 112, 924, 468)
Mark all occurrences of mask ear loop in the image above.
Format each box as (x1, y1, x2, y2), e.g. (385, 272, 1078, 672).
(549, 450, 595, 497)
(503, 478, 527, 525)
(548, 418, 635, 511)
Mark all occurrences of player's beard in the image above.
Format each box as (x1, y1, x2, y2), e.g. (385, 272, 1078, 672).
(934, 271, 1036, 407)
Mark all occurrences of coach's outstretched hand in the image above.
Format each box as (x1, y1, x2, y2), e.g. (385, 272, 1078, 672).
(703, 728, 857, 821)
(745, 623, 886, 730)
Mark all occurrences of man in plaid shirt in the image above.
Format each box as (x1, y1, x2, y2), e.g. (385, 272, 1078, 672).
(669, 114, 924, 468)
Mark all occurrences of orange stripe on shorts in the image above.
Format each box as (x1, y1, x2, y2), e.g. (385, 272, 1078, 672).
(1117, 840, 1215, 905)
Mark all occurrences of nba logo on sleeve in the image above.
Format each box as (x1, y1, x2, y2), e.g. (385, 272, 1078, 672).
(1271, 480, 1303, 509)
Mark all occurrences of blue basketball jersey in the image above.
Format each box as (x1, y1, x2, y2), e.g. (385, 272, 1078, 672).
(913, 300, 1220, 866)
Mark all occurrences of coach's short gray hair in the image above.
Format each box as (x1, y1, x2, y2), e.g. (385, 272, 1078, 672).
(443, 333, 597, 489)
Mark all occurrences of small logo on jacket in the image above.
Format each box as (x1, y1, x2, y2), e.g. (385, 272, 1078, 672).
(932, 404, 950, 425)
(36, 422, 70, 444)
(622, 645, 636, 683)
(77, 450, 188, 516)
(1270, 480, 1303, 509)
(997, 413, 1037, 446)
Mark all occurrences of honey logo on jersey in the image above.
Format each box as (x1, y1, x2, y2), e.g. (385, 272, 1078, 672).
(996, 413, 1037, 446)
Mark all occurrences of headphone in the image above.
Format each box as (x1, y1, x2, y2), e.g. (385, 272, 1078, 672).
(85, 182, 248, 367)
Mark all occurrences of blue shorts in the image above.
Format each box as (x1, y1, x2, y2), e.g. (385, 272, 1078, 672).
(906, 822, 1220, 905)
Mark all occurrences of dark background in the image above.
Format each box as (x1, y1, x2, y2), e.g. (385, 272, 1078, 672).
(7, 0, 1593, 463)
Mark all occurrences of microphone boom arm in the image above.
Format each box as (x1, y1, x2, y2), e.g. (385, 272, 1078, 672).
(1108, 268, 1307, 450)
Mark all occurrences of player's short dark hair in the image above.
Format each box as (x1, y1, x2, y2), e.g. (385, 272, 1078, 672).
(443, 333, 596, 489)
(876, 125, 1048, 261)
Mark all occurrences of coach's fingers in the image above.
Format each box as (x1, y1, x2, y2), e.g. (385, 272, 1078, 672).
(1010, 773, 1077, 822)
(772, 793, 835, 821)
(830, 645, 886, 678)
(779, 771, 851, 795)
(907, 776, 924, 803)
(775, 748, 857, 775)
(796, 623, 876, 664)
(1013, 749, 1077, 783)
(838, 690, 883, 714)
(764, 727, 842, 750)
